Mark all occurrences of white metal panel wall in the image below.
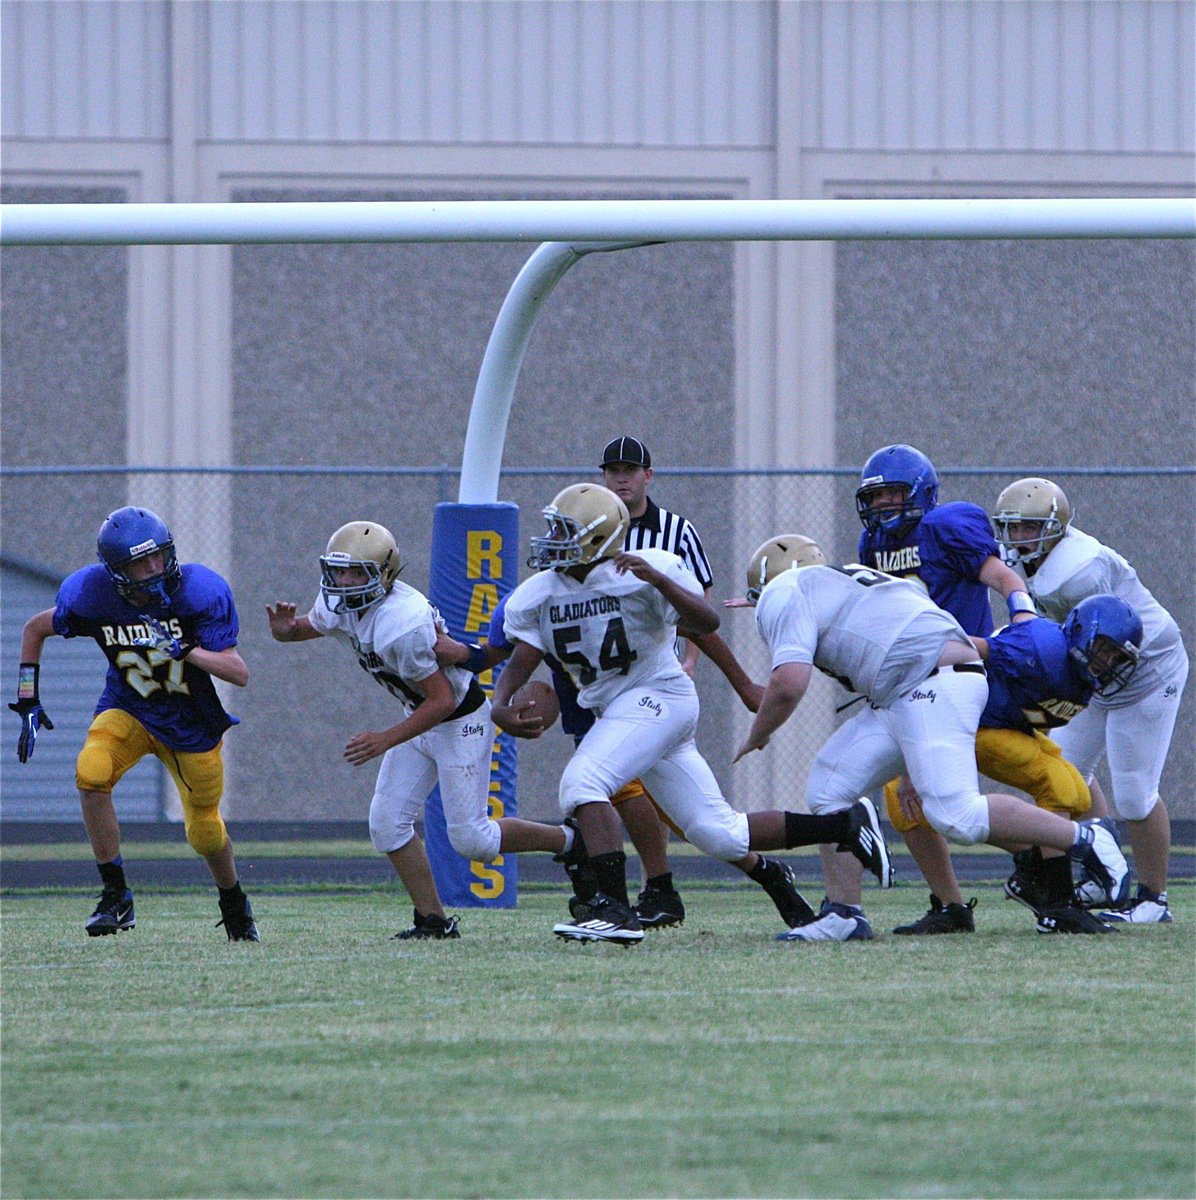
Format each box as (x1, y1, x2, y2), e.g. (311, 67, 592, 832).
(802, 0, 1195, 153)
(197, 0, 775, 147)
(0, 0, 169, 140)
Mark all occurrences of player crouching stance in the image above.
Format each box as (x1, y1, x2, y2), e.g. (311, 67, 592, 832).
(735, 536, 1132, 940)
(268, 521, 580, 940)
(493, 485, 892, 945)
(10, 507, 258, 940)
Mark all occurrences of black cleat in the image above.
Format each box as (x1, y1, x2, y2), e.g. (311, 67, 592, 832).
(392, 910, 461, 940)
(841, 797, 893, 888)
(217, 894, 260, 942)
(634, 884, 686, 930)
(893, 894, 976, 935)
(553, 893, 643, 944)
(85, 888, 136, 937)
(1035, 903, 1115, 935)
(753, 857, 817, 929)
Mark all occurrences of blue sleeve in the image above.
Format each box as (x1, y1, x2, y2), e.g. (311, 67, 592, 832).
(183, 566, 239, 651)
(52, 567, 103, 638)
(920, 504, 998, 580)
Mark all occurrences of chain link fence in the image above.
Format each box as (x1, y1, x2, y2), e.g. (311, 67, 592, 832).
(2, 465, 1192, 823)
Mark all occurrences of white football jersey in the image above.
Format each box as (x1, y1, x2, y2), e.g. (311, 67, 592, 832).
(503, 548, 698, 711)
(754, 563, 973, 707)
(1028, 526, 1182, 658)
(309, 581, 474, 716)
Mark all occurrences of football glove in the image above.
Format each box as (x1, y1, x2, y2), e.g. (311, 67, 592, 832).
(131, 615, 194, 661)
(9, 663, 54, 763)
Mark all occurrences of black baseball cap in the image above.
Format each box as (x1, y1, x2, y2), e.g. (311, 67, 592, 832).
(600, 436, 651, 469)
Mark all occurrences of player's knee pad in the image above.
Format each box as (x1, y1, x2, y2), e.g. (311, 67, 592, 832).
(446, 818, 502, 864)
(559, 757, 618, 817)
(76, 740, 119, 793)
(680, 812, 750, 862)
(610, 779, 647, 807)
(184, 806, 228, 857)
(1108, 786, 1160, 822)
(883, 778, 925, 833)
(920, 791, 990, 846)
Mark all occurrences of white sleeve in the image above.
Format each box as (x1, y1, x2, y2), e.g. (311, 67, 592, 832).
(503, 595, 548, 654)
(383, 622, 440, 684)
(307, 595, 334, 634)
(755, 581, 816, 669)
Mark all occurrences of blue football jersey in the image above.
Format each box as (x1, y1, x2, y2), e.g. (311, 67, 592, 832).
(490, 591, 594, 740)
(859, 501, 1000, 636)
(53, 562, 241, 752)
(981, 617, 1094, 733)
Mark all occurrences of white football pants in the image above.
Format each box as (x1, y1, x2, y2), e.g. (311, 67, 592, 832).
(1051, 642, 1188, 821)
(560, 676, 751, 861)
(368, 701, 501, 863)
(807, 668, 993, 845)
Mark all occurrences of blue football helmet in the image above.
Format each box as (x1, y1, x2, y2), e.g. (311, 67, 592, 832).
(855, 444, 940, 536)
(1063, 594, 1144, 696)
(97, 506, 181, 607)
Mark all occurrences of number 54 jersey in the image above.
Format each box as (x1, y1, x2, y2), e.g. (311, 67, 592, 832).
(503, 549, 699, 714)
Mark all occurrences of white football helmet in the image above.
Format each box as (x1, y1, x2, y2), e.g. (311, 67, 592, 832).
(992, 478, 1072, 563)
(320, 521, 401, 612)
(745, 534, 827, 604)
(528, 484, 629, 570)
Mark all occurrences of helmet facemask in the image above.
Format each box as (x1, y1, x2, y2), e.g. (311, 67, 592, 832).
(856, 481, 922, 537)
(108, 543, 181, 607)
(1071, 634, 1140, 696)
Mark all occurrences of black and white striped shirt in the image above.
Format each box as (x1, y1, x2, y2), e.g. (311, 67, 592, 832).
(624, 497, 713, 589)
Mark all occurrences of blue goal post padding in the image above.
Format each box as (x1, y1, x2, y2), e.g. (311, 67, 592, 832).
(424, 501, 520, 908)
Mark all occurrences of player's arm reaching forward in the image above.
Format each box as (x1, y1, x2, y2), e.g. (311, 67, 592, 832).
(611, 551, 720, 637)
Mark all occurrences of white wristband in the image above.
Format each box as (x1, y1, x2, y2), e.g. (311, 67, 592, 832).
(1007, 590, 1036, 618)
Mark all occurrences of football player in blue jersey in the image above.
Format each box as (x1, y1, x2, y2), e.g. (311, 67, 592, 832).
(839, 444, 1042, 936)
(958, 594, 1143, 933)
(9, 507, 259, 940)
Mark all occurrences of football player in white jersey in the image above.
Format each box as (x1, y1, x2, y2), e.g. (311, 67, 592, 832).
(493, 484, 894, 945)
(735, 534, 1132, 942)
(993, 478, 1189, 923)
(267, 521, 581, 940)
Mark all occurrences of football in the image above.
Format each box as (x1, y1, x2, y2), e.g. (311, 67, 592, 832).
(511, 678, 561, 731)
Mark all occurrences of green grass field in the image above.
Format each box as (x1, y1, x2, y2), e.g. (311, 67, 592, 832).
(3, 883, 1193, 1200)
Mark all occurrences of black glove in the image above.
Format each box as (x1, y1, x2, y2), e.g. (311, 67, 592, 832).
(9, 663, 53, 763)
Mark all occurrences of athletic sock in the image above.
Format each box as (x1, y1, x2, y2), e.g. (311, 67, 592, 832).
(1040, 853, 1073, 905)
(218, 881, 246, 907)
(98, 856, 127, 894)
(784, 810, 849, 848)
(590, 851, 630, 907)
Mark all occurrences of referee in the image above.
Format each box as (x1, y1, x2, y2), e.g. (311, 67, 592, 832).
(599, 435, 713, 677)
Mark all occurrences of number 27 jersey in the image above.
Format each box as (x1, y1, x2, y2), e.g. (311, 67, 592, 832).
(503, 549, 698, 713)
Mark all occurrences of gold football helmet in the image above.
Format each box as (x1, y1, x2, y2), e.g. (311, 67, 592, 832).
(320, 520, 401, 612)
(528, 483, 629, 570)
(992, 478, 1072, 563)
(745, 533, 827, 603)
